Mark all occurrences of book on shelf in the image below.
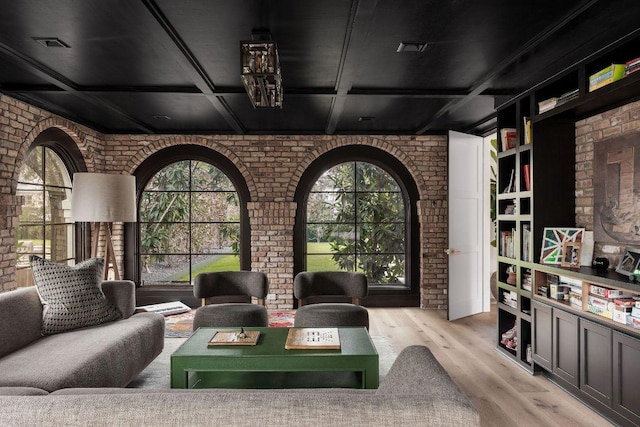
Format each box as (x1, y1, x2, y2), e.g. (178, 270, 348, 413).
(522, 224, 531, 262)
(538, 97, 558, 114)
(522, 164, 531, 191)
(499, 128, 517, 151)
(589, 64, 626, 92)
(285, 327, 341, 350)
(625, 57, 640, 76)
(523, 117, 532, 144)
(208, 329, 261, 346)
(500, 228, 516, 258)
(556, 88, 579, 106)
(503, 169, 515, 193)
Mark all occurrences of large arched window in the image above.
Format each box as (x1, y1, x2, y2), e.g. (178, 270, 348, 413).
(129, 145, 250, 286)
(16, 129, 86, 287)
(295, 145, 419, 306)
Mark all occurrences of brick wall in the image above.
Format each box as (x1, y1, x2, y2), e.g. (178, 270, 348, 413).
(575, 99, 640, 266)
(0, 94, 449, 309)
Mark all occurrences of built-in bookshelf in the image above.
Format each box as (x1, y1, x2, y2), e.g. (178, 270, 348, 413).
(496, 31, 640, 425)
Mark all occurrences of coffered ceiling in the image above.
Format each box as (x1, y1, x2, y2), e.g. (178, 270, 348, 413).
(0, 0, 638, 136)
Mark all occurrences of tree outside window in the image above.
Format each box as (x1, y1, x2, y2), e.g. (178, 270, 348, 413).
(139, 160, 240, 285)
(16, 146, 74, 286)
(306, 161, 406, 285)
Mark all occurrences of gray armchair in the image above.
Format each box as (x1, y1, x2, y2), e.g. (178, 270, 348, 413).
(293, 271, 369, 329)
(192, 271, 269, 330)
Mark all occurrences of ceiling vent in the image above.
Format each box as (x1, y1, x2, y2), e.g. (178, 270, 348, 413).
(32, 37, 70, 48)
(396, 41, 428, 53)
(358, 116, 375, 122)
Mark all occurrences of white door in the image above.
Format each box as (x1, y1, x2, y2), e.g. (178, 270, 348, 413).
(448, 131, 484, 320)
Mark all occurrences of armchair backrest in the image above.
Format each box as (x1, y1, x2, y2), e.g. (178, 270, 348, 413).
(193, 271, 269, 306)
(293, 271, 368, 306)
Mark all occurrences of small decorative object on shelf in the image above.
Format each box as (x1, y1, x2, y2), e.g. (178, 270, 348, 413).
(560, 241, 582, 268)
(506, 265, 517, 285)
(592, 257, 610, 271)
(615, 247, 640, 278)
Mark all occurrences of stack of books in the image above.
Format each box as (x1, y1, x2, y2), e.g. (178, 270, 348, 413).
(560, 276, 582, 308)
(537, 89, 579, 114)
(499, 128, 517, 151)
(587, 285, 632, 320)
(625, 57, 640, 76)
(627, 300, 640, 329)
(500, 228, 516, 259)
(589, 64, 626, 92)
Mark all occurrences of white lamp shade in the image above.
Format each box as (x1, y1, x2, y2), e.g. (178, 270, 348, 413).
(71, 173, 137, 222)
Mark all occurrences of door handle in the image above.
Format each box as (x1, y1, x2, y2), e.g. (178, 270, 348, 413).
(445, 248, 459, 255)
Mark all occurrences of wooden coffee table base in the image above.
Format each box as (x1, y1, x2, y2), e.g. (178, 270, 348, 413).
(170, 327, 379, 389)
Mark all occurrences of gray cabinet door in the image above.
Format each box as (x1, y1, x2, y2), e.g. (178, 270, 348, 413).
(553, 309, 579, 388)
(532, 301, 552, 371)
(580, 319, 612, 407)
(613, 331, 640, 425)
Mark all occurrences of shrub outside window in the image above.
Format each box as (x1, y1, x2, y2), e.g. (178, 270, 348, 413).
(16, 147, 74, 286)
(305, 161, 406, 286)
(139, 160, 240, 285)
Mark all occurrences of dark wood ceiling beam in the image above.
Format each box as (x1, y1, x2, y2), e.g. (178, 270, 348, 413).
(3, 84, 509, 99)
(415, 0, 601, 134)
(0, 41, 156, 133)
(325, 0, 380, 134)
(141, 0, 245, 134)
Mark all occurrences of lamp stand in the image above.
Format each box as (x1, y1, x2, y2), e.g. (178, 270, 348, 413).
(91, 222, 121, 280)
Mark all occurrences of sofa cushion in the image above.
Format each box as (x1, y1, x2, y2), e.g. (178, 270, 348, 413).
(30, 256, 121, 335)
(0, 287, 43, 358)
(0, 312, 164, 392)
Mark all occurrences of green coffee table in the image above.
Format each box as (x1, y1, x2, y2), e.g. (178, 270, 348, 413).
(170, 327, 379, 389)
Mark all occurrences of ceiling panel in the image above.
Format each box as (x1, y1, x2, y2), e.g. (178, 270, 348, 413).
(99, 93, 233, 133)
(0, 0, 194, 87)
(337, 96, 450, 133)
(225, 94, 332, 133)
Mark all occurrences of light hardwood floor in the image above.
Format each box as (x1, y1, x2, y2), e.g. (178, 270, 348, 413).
(368, 304, 615, 427)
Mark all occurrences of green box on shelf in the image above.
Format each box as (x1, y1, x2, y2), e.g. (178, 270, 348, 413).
(589, 64, 626, 92)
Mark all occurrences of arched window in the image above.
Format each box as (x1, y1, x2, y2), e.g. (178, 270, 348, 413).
(130, 145, 250, 286)
(295, 145, 419, 306)
(16, 129, 86, 286)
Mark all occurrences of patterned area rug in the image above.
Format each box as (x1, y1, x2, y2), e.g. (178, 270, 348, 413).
(164, 310, 296, 337)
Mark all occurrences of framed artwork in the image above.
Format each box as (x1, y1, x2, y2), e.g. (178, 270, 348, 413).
(615, 247, 640, 278)
(561, 241, 582, 268)
(540, 227, 585, 265)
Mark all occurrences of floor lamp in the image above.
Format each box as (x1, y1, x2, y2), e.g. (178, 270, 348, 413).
(71, 173, 137, 280)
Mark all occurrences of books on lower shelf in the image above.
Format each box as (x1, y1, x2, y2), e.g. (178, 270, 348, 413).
(285, 328, 341, 350)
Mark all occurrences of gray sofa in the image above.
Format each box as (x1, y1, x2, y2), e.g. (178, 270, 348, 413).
(0, 345, 479, 426)
(0, 281, 164, 392)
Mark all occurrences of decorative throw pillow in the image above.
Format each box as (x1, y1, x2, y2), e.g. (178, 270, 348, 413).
(29, 256, 121, 335)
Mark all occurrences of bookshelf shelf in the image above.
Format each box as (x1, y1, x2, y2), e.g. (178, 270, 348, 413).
(496, 31, 640, 424)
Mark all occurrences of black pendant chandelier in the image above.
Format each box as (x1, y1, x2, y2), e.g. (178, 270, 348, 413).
(240, 35, 283, 108)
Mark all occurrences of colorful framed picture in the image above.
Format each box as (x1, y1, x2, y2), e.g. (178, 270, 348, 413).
(561, 241, 582, 268)
(540, 227, 585, 265)
(615, 247, 640, 278)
